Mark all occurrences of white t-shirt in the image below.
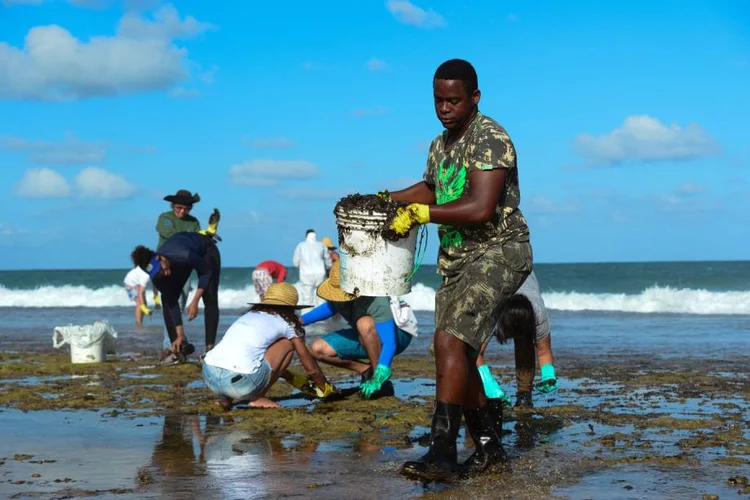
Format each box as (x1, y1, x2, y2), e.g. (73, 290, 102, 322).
(124, 267, 150, 289)
(516, 271, 551, 342)
(204, 311, 299, 374)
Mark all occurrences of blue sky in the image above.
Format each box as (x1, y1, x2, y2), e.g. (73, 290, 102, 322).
(0, 0, 748, 270)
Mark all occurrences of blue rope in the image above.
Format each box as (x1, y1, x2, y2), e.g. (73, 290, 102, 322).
(405, 225, 428, 282)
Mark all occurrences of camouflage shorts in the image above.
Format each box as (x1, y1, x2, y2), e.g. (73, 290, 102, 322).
(435, 240, 532, 352)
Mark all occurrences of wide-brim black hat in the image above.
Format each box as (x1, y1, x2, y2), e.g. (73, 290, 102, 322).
(164, 189, 200, 206)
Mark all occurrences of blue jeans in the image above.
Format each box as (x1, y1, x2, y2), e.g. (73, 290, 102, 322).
(202, 361, 272, 401)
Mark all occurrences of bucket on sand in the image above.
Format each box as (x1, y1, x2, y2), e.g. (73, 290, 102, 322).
(53, 321, 118, 364)
(335, 207, 419, 296)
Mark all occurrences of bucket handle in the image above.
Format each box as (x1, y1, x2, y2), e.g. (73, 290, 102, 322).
(405, 225, 428, 283)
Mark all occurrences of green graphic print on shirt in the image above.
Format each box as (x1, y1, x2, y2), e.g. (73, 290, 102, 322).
(435, 161, 467, 248)
(422, 112, 531, 277)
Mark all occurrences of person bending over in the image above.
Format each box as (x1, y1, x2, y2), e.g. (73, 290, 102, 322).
(478, 271, 558, 409)
(132, 231, 221, 362)
(202, 283, 337, 410)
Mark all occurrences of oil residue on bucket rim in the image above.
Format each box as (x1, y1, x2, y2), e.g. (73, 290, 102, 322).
(334, 193, 409, 243)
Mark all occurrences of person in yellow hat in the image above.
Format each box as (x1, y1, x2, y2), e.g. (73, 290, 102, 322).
(320, 236, 339, 266)
(201, 283, 338, 410)
(300, 261, 415, 399)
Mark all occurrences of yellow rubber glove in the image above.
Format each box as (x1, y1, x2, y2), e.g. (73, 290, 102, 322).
(139, 304, 152, 316)
(199, 209, 222, 241)
(314, 381, 339, 399)
(390, 203, 430, 236)
(154, 294, 161, 308)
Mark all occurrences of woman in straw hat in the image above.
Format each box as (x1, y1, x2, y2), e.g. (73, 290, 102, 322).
(202, 283, 337, 410)
(301, 261, 416, 399)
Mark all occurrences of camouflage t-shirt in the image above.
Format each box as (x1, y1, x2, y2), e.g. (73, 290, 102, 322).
(423, 112, 530, 276)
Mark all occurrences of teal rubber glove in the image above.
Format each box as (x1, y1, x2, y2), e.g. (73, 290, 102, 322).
(478, 364, 512, 407)
(536, 364, 559, 393)
(359, 365, 391, 399)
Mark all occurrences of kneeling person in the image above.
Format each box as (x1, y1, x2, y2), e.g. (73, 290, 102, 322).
(202, 283, 336, 410)
(302, 261, 414, 398)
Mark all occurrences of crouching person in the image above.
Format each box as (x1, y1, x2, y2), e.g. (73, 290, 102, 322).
(202, 283, 337, 410)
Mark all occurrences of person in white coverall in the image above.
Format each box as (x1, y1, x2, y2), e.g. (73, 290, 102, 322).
(293, 229, 332, 307)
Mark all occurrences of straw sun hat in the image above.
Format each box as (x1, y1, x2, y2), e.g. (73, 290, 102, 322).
(316, 261, 357, 303)
(248, 282, 311, 309)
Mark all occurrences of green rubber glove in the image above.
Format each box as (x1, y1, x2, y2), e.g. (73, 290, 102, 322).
(359, 365, 392, 399)
(478, 364, 512, 407)
(536, 364, 559, 393)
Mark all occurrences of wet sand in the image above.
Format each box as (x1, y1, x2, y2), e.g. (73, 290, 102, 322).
(1, 348, 749, 499)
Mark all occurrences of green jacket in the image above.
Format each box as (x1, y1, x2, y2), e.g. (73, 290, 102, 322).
(155, 211, 201, 250)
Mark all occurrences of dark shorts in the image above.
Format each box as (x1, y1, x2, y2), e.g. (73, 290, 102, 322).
(324, 327, 413, 360)
(435, 240, 532, 352)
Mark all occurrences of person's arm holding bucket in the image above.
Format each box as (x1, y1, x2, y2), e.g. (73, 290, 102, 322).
(388, 181, 436, 205)
(390, 169, 507, 236)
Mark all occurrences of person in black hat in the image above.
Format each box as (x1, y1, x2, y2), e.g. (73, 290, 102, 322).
(154, 189, 201, 320)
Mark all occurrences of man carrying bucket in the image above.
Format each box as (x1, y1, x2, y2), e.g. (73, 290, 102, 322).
(384, 59, 532, 482)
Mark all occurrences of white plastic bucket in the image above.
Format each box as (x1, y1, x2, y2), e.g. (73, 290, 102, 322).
(53, 322, 117, 364)
(335, 207, 418, 296)
(71, 338, 105, 364)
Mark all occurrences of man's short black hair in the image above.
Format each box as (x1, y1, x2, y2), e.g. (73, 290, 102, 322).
(306, 229, 315, 235)
(434, 59, 478, 94)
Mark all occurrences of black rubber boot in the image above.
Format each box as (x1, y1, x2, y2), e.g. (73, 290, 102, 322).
(515, 391, 533, 408)
(399, 401, 462, 483)
(462, 400, 507, 475)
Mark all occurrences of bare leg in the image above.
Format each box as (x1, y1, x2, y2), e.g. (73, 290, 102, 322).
(310, 338, 371, 374)
(135, 305, 143, 328)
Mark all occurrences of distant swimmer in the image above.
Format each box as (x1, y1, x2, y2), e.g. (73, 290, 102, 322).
(251, 260, 288, 301)
(321, 236, 339, 265)
(301, 261, 417, 399)
(133, 224, 222, 364)
(155, 189, 202, 313)
(202, 283, 338, 410)
(479, 271, 558, 409)
(124, 264, 152, 328)
(292, 229, 332, 307)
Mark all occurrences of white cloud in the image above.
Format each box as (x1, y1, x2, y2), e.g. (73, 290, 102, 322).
(2, 134, 106, 164)
(242, 137, 296, 149)
(574, 115, 719, 166)
(228, 160, 319, 186)
(0, 5, 214, 101)
(366, 58, 387, 71)
(386, 0, 446, 28)
(167, 87, 200, 99)
(75, 167, 136, 199)
(16, 168, 71, 198)
(353, 107, 388, 117)
(675, 183, 708, 195)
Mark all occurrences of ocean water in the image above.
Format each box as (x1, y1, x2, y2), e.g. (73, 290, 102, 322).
(1, 260, 748, 358)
